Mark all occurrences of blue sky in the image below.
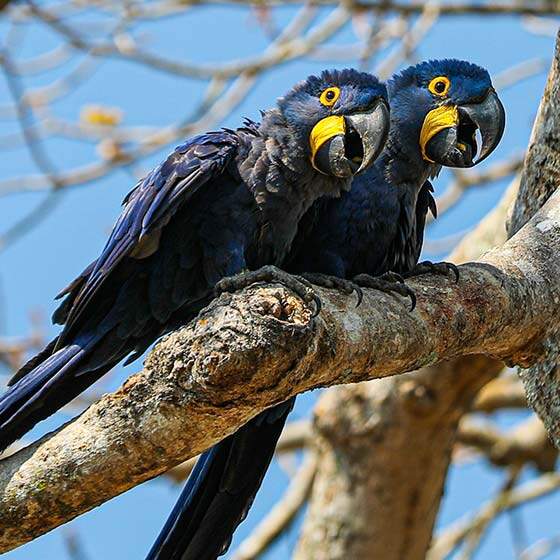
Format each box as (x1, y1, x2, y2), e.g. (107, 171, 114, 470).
(0, 4, 558, 559)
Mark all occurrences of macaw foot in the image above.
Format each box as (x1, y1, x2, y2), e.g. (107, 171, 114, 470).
(403, 260, 459, 282)
(353, 271, 417, 311)
(299, 272, 364, 306)
(215, 265, 321, 316)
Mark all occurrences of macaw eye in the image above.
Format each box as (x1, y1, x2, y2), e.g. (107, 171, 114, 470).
(319, 87, 340, 107)
(428, 76, 451, 97)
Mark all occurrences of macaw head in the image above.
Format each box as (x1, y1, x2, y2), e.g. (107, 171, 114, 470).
(278, 69, 390, 178)
(389, 59, 505, 168)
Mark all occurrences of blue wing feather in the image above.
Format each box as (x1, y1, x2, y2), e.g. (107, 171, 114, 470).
(0, 130, 242, 449)
(59, 131, 239, 343)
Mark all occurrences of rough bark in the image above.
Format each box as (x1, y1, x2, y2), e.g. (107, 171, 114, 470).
(1, 178, 560, 551)
(507, 32, 560, 449)
(508, 32, 560, 236)
(295, 33, 560, 560)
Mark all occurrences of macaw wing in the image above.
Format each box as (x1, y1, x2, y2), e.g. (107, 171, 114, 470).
(57, 131, 241, 342)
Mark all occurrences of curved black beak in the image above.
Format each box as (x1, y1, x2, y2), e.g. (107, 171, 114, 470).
(423, 89, 505, 168)
(461, 89, 506, 164)
(311, 99, 390, 179)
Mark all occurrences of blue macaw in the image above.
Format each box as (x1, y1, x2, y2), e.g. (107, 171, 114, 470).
(0, 70, 390, 558)
(151, 59, 505, 560)
(289, 59, 505, 282)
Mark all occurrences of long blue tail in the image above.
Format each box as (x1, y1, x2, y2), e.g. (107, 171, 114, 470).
(146, 398, 295, 560)
(0, 334, 111, 451)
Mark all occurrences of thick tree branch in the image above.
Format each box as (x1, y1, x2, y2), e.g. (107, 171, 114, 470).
(509, 33, 560, 236)
(507, 31, 560, 449)
(1, 178, 560, 550)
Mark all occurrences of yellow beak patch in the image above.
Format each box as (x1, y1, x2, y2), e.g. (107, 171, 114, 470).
(309, 115, 345, 170)
(419, 105, 459, 163)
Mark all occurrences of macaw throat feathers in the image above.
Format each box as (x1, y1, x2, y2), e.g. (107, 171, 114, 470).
(309, 115, 346, 172)
(419, 105, 459, 163)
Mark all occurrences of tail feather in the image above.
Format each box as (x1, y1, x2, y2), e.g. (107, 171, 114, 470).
(0, 344, 81, 450)
(0, 333, 113, 452)
(147, 447, 223, 559)
(7, 338, 58, 387)
(146, 398, 296, 560)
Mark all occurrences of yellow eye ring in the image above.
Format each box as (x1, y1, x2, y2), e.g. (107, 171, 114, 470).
(428, 76, 451, 97)
(319, 86, 340, 107)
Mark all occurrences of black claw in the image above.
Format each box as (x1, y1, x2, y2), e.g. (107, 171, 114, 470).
(311, 295, 322, 318)
(407, 289, 417, 312)
(214, 278, 232, 295)
(355, 285, 364, 307)
(449, 263, 460, 283)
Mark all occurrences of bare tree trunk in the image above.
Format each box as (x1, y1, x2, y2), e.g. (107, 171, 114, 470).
(295, 32, 560, 560)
